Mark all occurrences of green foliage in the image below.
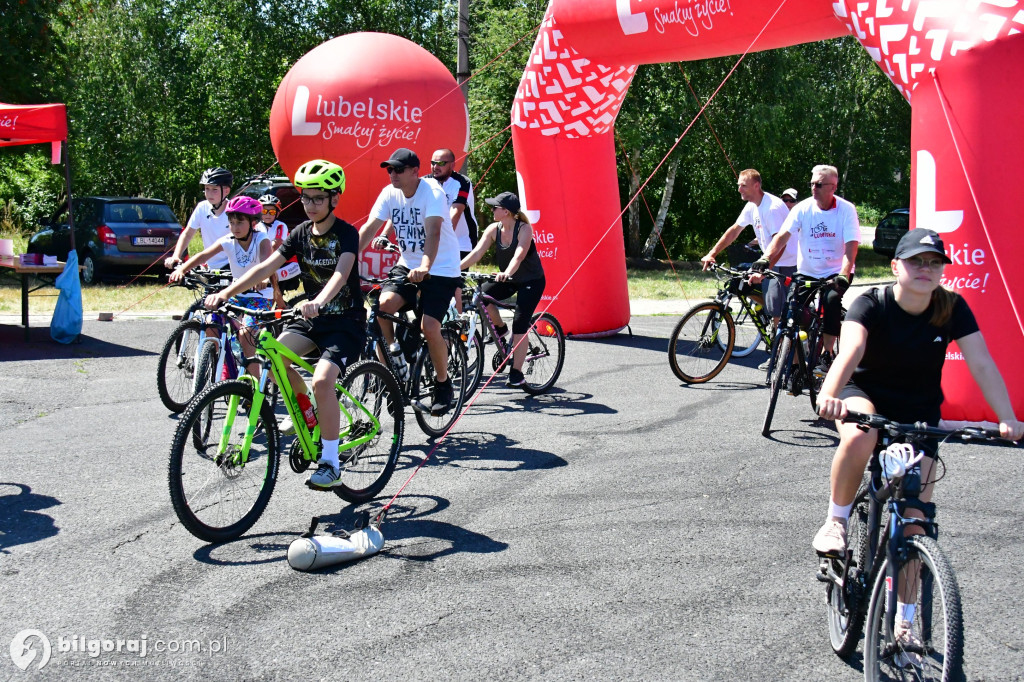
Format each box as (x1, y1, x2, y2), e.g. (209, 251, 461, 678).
(0, 148, 65, 232)
(0, 1, 910, 265)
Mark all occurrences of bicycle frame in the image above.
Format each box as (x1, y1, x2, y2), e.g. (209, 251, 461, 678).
(214, 314, 383, 467)
(462, 278, 552, 366)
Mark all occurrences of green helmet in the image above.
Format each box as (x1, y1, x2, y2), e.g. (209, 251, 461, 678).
(294, 159, 346, 193)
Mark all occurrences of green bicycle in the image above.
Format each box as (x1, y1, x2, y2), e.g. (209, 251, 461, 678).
(168, 303, 404, 543)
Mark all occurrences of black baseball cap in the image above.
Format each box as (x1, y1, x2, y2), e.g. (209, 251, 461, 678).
(380, 148, 420, 170)
(484, 192, 521, 213)
(895, 228, 952, 263)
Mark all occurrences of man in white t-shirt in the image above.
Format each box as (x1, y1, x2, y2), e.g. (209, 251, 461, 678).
(702, 169, 798, 332)
(754, 164, 860, 374)
(165, 167, 233, 272)
(358, 148, 462, 416)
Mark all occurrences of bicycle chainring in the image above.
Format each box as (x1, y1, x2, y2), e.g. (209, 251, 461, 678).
(288, 439, 313, 474)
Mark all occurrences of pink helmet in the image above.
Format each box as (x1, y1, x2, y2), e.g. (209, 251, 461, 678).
(225, 195, 262, 216)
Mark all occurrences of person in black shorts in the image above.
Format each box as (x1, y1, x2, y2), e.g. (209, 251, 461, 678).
(358, 148, 463, 416)
(206, 159, 364, 490)
(460, 191, 546, 388)
(812, 228, 1022, 647)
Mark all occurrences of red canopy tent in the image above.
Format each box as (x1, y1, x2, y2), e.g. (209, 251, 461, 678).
(0, 101, 76, 249)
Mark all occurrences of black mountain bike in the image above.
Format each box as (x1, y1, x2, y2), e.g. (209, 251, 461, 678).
(668, 263, 778, 383)
(761, 274, 841, 436)
(462, 271, 565, 395)
(362, 275, 469, 439)
(817, 411, 1019, 680)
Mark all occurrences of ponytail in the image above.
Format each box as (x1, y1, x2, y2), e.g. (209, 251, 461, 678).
(929, 286, 957, 328)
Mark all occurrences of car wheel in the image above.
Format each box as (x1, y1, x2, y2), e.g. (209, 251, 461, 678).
(81, 252, 101, 285)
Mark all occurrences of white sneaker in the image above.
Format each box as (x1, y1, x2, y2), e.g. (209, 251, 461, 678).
(812, 519, 847, 556)
(307, 462, 341, 488)
(894, 619, 924, 669)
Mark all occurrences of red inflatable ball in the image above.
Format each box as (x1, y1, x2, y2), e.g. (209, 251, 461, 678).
(270, 32, 468, 275)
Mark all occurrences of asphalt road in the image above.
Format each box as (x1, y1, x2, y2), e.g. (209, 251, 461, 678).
(1, 315, 1022, 680)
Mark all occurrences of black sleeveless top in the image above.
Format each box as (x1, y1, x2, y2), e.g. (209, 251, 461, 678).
(494, 219, 544, 283)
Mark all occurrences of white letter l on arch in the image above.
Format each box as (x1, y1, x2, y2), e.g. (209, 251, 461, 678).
(617, 0, 648, 36)
(916, 150, 962, 234)
(292, 86, 321, 137)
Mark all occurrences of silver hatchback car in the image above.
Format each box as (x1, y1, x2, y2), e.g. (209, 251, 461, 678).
(28, 197, 183, 284)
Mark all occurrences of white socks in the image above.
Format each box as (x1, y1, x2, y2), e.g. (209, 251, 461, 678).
(320, 438, 339, 470)
(828, 500, 853, 522)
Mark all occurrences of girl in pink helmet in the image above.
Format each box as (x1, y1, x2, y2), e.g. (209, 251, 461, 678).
(169, 195, 279, 377)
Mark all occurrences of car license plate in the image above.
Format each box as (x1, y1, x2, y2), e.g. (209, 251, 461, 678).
(132, 236, 165, 246)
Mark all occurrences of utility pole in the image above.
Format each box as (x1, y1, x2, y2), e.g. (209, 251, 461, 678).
(457, 0, 470, 102)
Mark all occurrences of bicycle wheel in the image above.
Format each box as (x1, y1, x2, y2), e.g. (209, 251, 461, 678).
(864, 535, 963, 681)
(333, 360, 404, 503)
(668, 302, 734, 384)
(168, 380, 280, 543)
(723, 299, 763, 358)
(194, 339, 220, 397)
(761, 335, 793, 437)
(157, 318, 203, 412)
(412, 328, 468, 439)
(463, 329, 485, 397)
(521, 312, 565, 395)
(828, 483, 873, 657)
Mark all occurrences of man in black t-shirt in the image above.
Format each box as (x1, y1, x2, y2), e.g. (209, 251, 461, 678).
(206, 159, 363, 490)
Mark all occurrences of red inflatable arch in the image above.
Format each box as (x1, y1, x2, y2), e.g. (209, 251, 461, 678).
(512, 0, 1024, 423)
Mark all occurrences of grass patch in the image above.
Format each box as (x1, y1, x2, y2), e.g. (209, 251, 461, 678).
(1, 248, 895, 316)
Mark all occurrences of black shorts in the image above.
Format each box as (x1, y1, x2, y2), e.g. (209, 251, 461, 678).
(838, 383, 940, 456)
(280, 314, 365, 371)
(480, 277, 546, 334)
(382, 264, 461, 322)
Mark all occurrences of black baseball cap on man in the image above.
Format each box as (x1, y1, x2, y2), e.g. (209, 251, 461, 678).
(895, 228, 952, 263)
(380, 148, 420, 170)
(485, 192, 521, 213)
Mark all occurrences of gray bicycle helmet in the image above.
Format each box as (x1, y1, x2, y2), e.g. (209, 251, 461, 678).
(199, 167, 233, 187)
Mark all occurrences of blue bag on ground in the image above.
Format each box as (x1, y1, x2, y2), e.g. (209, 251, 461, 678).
(51, 250, 83, 344)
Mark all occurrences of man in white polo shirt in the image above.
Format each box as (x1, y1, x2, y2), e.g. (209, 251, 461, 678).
(754, 164, 860, 379)
(702, 169, 798, 368)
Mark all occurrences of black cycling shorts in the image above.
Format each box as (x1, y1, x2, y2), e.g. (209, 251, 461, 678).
(382, 264, 461, 322)
(480, 277, 546, 334)
(280, 314, 365, 371)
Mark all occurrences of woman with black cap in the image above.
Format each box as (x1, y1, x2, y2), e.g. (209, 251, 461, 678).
(460, 191, 546, 388)
(810, 228, 1022, 651)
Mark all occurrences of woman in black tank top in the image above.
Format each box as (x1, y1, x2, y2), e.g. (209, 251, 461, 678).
(460, 192, 546, 388)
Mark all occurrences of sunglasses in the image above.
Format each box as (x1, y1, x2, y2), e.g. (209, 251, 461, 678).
(261, 208, 278, 216)
(810, 181, 834, 189)
(430, 160, 451, 167)
(903, 256, 945, 271)
(783, 197, 796, 203)
(386, 166, 408, 174)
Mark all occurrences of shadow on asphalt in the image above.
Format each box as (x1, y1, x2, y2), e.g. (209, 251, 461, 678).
(763, 417, 839, 449)
(189, 493, 509, 568)
(402, 431, 569, 473)
(573, 332, 666, 354)
(0, 325, 156, 362)
(0, 482, 61, 554)
(466, 387, 615, 418)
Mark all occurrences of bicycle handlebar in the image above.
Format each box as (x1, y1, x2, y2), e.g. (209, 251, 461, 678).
(219, 303, 303, 324)
(170, 269, 232, 291)
(841, 410, 1016, 445)
(464, 271, 498, 283)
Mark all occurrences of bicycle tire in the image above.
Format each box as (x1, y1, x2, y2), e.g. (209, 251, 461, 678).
(332, 360, 404, 503)
(724, 300, 763, 358)
(168, 380, 280, 543)
(412, 328, 468, 439)
(194, 340, 220, 397)
(828, 482, 873, 657)
(762, 335, 793, 437)
(668, 302, 734, 384)
(463, 329, 485, 397)
(864, 535, 964, 681)
(521, 312, 565, 395)
(156, 318, 204, 412)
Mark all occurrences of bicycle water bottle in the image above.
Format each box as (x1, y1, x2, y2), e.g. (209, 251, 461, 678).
(296, 393, 317, 430)
(389, 342, 409, 382)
